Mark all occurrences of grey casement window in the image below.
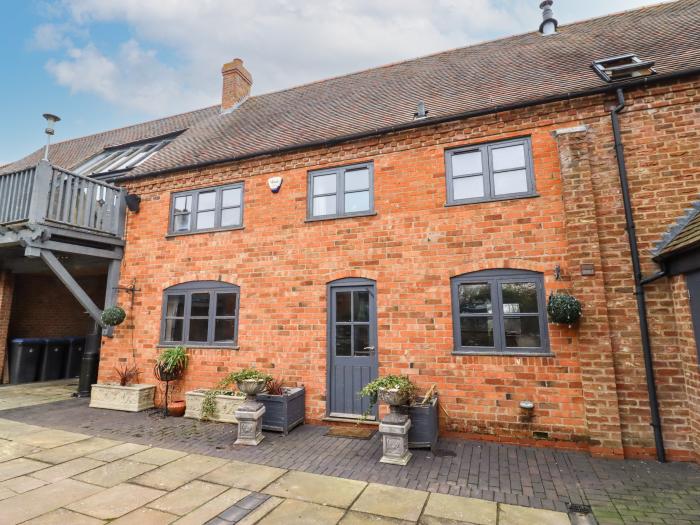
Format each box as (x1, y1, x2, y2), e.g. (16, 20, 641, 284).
(445, 137, 535, 205)
(307, 162, 374, 219)
(161, 281, 239, 347)
(169, 183, 243, 234)
(450, 269, 550, 355)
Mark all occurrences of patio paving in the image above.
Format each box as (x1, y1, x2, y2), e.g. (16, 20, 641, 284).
(0, 417, 571, 525)
(0, 393, 699, 524)
(0, 379, 77, 411)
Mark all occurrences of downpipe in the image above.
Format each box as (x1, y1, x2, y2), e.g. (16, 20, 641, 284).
(610, 88, 666, 462)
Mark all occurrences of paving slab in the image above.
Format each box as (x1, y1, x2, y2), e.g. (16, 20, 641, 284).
(201, 460, 287, 491)
(256, 498, 346, 525)
(132, 453, 227, 491)
(340, 510, 414, 524)
(73, 458, 158, 487)
(263, 469, 367, 508)
(13, 429, 89, 449)
(351, 483, 429, 522)
(423, 493, 497, 525)
(86, 442, 150, 462)
(236, 496, 284, 525)
(30, 456, 105, 482)
(0, 474, 47, 493)
(0, 419, 45, 439)
(0, 485, 16, 500)
(498, 504, 571, 525)
(66, 482, 166, 520)
(0, 477, 103, 524)
(27, 437, 120, 464)
(171, 487, 250, 525)
(419, 517, 481, 525)
(0, 439, 42, 462)
(21, 508, 106, 525)
(0, 457, 51, 481)
(149, 479, 228, 515)
(128, 446, 188, 465)
(110, 507, 178, 524)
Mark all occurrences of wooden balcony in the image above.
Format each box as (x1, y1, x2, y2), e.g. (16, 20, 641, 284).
(0, 160, 126, 329)
(0, 160, 126, 246)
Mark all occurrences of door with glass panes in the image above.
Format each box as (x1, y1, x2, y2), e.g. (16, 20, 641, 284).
(328, 279, 378, 418)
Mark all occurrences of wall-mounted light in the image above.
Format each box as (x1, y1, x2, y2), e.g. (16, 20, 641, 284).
(125, 193, 141, 213)
(42, 113, 61, 161)
(554, 264, 562, 281)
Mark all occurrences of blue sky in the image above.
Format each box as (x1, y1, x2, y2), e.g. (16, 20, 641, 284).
(0, 0, 664, 165)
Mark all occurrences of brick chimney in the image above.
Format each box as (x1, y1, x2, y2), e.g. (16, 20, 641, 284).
(221, 58, 252, 112)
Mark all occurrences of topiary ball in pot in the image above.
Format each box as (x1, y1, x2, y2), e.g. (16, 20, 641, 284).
(547, 293, 582, 326)
(101, 306, 126, 327)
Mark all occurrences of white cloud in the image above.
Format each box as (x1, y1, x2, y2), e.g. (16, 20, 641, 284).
(39, 0, 658, 116)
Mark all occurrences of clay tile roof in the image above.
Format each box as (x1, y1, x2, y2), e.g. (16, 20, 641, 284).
(653, 198, 700, 260)
(3, 0, 700, 179)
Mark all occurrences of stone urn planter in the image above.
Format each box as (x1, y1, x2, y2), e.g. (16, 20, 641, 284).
(234, 379, 267, 446)
(258, 386, 305, 434)
(185, 390, 246, 423)
(377, 387, 412, 466)
(89, 383, 156, 412)
(378, 387, 411, 424)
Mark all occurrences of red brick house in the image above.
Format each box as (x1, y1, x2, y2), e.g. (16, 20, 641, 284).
(1, 1, 699, 462)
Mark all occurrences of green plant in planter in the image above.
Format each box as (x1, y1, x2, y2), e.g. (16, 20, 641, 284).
(156, 346, 189, 374)
(101, 306, 126, 327)
(547, 292, 582, 326)
(200, 369, 272, 420)
(359, 375, 417, 418)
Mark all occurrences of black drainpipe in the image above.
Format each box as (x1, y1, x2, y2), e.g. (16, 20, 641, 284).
(610, 88, 665, 462)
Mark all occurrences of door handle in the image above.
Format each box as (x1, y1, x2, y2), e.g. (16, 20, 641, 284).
(363, 346, 375, 355)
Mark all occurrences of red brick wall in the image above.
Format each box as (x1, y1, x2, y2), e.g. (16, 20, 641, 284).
(99, 75, 700, 460)
(8, 274, 106, 339)
(0, 271, 14, 383)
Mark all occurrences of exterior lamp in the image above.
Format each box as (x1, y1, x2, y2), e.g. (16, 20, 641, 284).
(42, 113, 61, 161)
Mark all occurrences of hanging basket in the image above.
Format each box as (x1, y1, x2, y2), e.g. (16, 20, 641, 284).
(101, 306, 126, 326)
(547, 292, 582, 326)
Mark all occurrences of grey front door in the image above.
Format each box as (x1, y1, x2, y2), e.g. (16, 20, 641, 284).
(328, 279, 378, 418)
(688, 271, 700, 362)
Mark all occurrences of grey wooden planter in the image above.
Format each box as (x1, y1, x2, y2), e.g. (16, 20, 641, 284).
(406, 396, 438, 450)
(257, 386, 305, 435)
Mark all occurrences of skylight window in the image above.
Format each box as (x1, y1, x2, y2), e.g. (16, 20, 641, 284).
(74, 137, 173, 176)
(592, 54, 656, 82)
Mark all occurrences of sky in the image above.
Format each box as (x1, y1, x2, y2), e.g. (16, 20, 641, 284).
(0, 0, 666, 165)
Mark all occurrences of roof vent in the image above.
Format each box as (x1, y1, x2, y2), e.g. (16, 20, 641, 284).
(592, 54, 656, 82)
(414, 101, 428, 120)
(539, 0, 558, 35)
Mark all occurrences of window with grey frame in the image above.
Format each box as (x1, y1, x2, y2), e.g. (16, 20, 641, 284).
(445, 137, 535, 205)
(170, 183, 243, 234)
(308, 162, 374, 219)
(161, 281, 239, 347)
(451, 269, 549, 355)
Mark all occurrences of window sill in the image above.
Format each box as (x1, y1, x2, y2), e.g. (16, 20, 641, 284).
(157, 344, 239, 350)
(445, 193, 540, 207)
(166, 226, 244, 238)
(305, 211, 377, 223)
(451, 350, 554, 357)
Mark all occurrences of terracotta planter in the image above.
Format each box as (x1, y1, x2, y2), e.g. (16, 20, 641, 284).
(167, 400, 186, 417)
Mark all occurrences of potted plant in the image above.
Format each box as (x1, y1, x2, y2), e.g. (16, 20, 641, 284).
(89, 363, 156, 412)
(257, 378, 305, 434)
(360, 375, 417, 423)
(101, 306, 126, 327)
(185, 368, 271, 422)
(547, 292, 582, 327)
(154, 346, 189, 416)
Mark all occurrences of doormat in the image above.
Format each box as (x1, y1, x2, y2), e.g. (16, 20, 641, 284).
(325, 426, 376, 439)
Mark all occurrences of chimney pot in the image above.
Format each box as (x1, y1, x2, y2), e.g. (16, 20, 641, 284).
(221, 58, 252, 112)
(539, 0, 558, 35)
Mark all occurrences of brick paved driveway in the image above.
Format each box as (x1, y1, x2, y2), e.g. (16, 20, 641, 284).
(1, 397, 699, 524)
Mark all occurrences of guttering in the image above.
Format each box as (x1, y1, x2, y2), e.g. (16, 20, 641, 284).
(109, 67, 700, 183)
(610, 88, 666, 462)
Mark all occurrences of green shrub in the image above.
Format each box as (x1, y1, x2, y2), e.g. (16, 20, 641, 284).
(101, 306, 126, 326)
(547, 292, 582, 325)
(156, 346, 188, 374)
